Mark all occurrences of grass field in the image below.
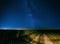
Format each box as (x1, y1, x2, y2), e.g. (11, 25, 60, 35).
(0, 30, 60, 44)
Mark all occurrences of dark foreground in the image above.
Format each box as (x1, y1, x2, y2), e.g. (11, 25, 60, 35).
(0, 29, 60, 44)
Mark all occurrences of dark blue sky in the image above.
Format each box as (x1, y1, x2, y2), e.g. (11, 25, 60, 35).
(0, 0, 60, 28)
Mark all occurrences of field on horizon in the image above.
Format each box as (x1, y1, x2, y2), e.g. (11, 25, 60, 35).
(0, 30, 60, 44)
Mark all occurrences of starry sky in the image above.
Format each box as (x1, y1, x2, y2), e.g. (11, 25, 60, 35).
(0, 0, 60, 28)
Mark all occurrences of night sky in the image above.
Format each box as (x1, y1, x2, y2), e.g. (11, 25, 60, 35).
(0, 0, 60, 28)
